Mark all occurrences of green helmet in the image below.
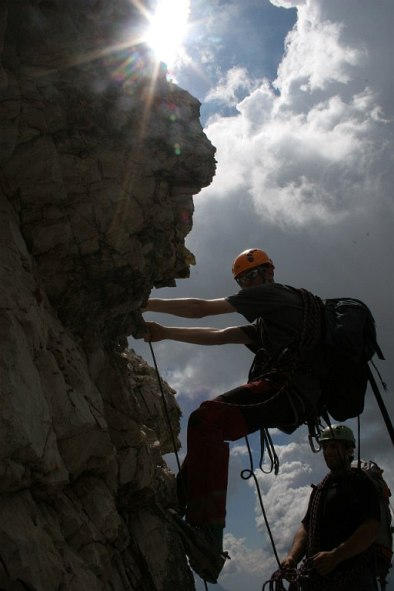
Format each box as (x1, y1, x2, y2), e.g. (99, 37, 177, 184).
(319, 424, 355, 447)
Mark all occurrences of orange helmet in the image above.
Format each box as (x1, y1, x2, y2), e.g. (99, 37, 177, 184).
(232, 248, 274, 279)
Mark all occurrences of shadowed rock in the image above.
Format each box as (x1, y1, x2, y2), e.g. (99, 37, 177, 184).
(0, 1, 216, 588)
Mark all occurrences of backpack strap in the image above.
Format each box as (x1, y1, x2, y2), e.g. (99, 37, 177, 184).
(306, 474, 332, 557)
(247, 288, 323, 381)
(367, 364, 394, 446)
(298, 288, 324, 352)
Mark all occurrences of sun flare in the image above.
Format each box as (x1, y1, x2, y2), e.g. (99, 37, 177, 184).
(145, 0, 190, 68)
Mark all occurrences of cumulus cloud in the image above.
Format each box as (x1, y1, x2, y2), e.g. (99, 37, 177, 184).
(202, 0, 393, 227)
(222, 532, 269, 576)
(270, 0, 306, 7)
(205, 66, 259, 106)
(253, 442, 322, 553)
(133, 3, 394, 588)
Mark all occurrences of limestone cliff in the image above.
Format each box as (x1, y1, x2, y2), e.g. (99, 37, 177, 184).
(0, 1, 216, 589)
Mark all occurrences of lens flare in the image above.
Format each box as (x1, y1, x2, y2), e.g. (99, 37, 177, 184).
(145, 0, 190, 67)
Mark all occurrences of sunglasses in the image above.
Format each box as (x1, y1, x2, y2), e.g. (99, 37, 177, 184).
(236, 268, 260, 287)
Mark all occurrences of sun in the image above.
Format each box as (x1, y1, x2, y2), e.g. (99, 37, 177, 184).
(144, 0, 190, 68)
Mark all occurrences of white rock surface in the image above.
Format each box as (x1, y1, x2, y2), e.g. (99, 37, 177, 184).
(0, 1, 216, 588)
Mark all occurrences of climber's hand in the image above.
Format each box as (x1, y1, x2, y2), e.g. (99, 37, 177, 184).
(143, 321, 166, 342)
(311, 550, 340, 576)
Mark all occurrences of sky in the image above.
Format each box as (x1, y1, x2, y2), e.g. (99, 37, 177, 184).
(131, 1, 394, 590)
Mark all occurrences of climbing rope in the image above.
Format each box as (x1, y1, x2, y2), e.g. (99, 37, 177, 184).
(241, 435, 282, 569)
(357, 415, 361, 467)
(147, 291, 325, 588)
(262, 565, 306, 591)
(259, 429, 280, 475)
(148, 341, 182, 473)
(241, 436, 317, 591)
(148, 342, 210, 590)
(237, 289, 323, 591)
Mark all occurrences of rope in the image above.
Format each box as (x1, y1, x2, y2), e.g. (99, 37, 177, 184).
(262, 566, 309, 591)
(264, 549, 376, 591)
(148, 342, 212, 589)
(262, 568, 290, 590)
(259, 429, 280, 475)
(306, 474, 331, 557)
(241, 435, 282, 569)
(148, 341, 182, 472)
(249, 288, 323, 384)
(148, 291, 321, 586)
(241, 291, 325, 584)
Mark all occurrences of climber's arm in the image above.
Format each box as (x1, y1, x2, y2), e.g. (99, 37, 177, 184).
(144, 298, 235, 318)
(142, 322, 253, 345)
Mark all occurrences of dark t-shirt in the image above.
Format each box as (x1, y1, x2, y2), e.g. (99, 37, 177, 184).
(227, 283, 305, 356)
(226, 283, 322, 402)
(302, 469, 380, 552)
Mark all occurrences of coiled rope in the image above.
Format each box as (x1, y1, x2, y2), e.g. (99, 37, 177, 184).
(262, 565, 309, 591)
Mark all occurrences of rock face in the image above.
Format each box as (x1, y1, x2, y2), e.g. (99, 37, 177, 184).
(0, 1, 216, 589)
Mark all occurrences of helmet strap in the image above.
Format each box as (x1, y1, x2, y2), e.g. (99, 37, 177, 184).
(258, 265, 274, 283)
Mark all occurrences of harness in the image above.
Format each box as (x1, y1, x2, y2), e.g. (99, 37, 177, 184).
(248, 288, 324, 383)
(247, 288, 325, 443)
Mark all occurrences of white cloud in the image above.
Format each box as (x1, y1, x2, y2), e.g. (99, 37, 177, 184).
(205, 66, 259, 106)
(270, 0, 306, 7)
(253, 442, 322, 552)
(134, 3, 394, 587)
(221, 532, 273, 577)
(202, 0, 393, 228)
(276, 6, 362, 96)
(231, 443, 249, 457)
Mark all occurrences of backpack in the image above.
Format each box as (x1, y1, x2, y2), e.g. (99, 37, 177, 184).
(352, 459, 393, 589)
(320, 298, 385, 421)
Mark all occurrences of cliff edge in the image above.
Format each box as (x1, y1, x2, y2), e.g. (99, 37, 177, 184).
(0, 1, 216, 589)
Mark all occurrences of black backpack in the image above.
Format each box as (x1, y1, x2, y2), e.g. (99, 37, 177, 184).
(320, 298, 385, 421)
(352, 459, 393, 590)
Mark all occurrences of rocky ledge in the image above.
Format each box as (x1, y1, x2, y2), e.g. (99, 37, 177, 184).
(0, 1, 216, 589)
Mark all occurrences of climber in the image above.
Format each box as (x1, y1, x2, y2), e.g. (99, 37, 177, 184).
(139, 248, 325, 583)
(281, 424, 381, 591)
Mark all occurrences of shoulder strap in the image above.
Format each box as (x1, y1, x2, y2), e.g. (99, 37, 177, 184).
(297, 288, 324, 351)
(367, 364, 394, 446)
(307, 474, 331, 557)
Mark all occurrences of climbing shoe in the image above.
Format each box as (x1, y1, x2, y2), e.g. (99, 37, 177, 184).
(168, 509, 229, 583)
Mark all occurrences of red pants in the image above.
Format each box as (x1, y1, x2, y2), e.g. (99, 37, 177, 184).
(177, 376, 312, 527)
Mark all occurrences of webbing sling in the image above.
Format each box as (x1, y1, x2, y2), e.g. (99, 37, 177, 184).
(367, 363, 394, 446)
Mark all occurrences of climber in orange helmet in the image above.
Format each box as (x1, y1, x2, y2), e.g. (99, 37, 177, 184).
(139, 248, 325, 583)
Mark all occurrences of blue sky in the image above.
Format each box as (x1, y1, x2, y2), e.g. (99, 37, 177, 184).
(132, 1, 394, 589)
(176, 0, 297, 122)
